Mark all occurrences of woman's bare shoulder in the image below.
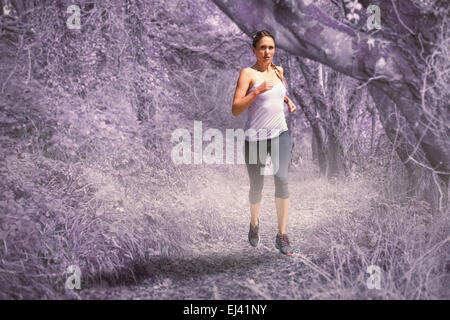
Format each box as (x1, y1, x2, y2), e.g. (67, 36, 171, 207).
(241, 66, 255, 74)
(238, 67, 256, 83)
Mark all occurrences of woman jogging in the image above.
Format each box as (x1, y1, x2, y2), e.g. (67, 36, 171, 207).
(232, 30, 297, 256)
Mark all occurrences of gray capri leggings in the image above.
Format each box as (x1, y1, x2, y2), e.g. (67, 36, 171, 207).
(243, 130, 291, 204)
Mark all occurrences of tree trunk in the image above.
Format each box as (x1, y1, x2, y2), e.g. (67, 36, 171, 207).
(369, 85, 448, 214)
(325, 128, 344, 179)
(311, 128, 318, 162)
(314, 125, 328, 177)
(297, 58, 349, 178)
(290, 83, 327, 177)
(125, 0, 155, 123)
(367, 104, 376, 156)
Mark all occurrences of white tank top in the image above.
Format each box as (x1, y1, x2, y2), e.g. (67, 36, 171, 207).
(244, 78, 289, 141)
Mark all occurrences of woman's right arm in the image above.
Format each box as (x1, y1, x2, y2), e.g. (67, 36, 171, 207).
(231, 68, 260, 117)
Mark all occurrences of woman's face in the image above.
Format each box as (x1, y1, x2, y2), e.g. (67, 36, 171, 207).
(253, 36, 275, 64)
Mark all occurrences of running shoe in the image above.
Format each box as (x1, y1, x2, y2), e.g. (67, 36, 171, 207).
(275, 232, 293, 256)
(248, 217, 260, 247)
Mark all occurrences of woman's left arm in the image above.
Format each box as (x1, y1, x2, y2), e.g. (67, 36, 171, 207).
(284, 96, 297, 113)
(279, 67, 297, 113)
(284, 96, 292, 104)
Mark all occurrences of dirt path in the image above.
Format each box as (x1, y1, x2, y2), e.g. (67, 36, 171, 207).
(79, 163, 375, 299)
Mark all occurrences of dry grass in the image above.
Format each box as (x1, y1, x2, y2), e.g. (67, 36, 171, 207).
(1, 74, 448, 299)
(78, 141, 449, 300)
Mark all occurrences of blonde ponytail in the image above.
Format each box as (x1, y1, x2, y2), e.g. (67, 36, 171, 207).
(270, 62, 287, 87)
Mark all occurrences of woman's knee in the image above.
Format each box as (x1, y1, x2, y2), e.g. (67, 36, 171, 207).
(249, 176, 264, 193)
(249, 190, 263, 204)
(274, 183, 289, 198)
(249, 173, 264, 203)
(274, 169, 289, 184)
(274, 174, 289, 198)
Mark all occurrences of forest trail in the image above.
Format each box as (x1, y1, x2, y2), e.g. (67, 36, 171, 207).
(79, 159, 377, 300)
